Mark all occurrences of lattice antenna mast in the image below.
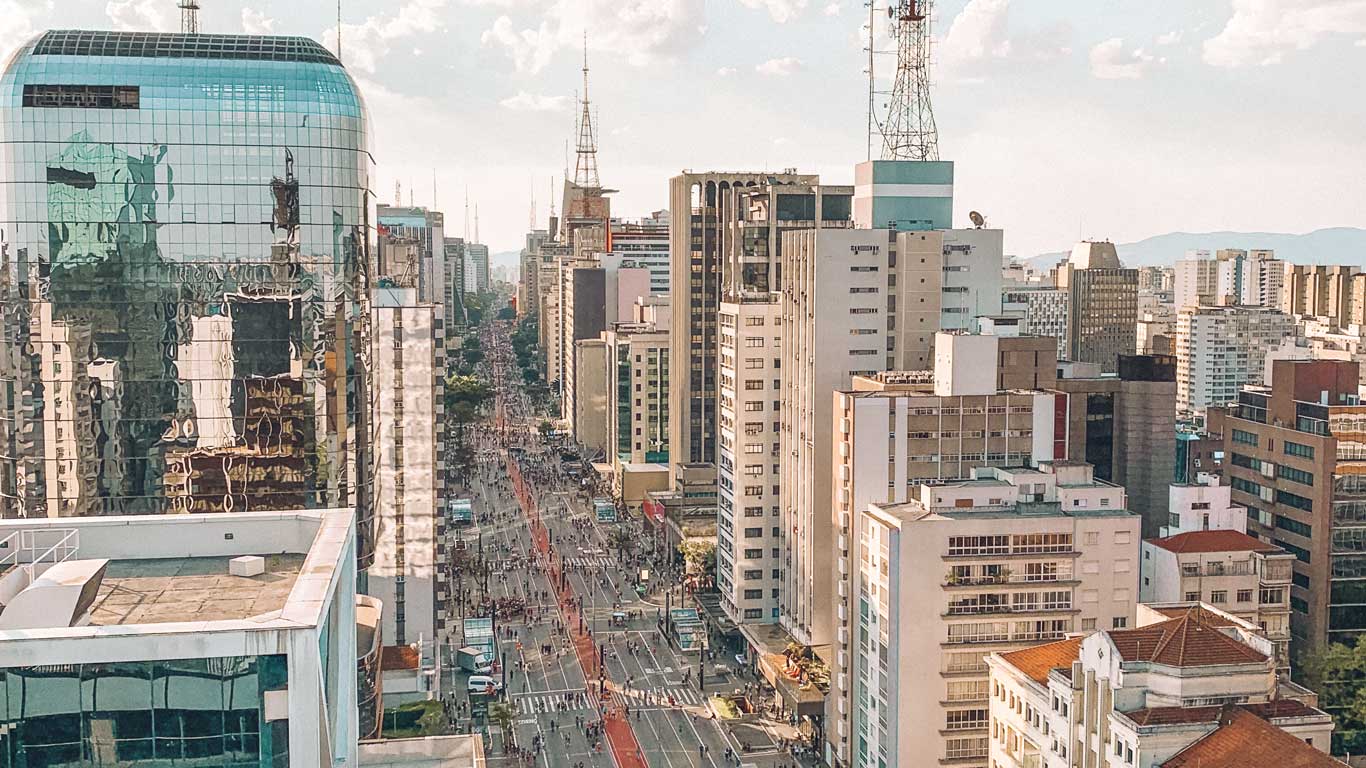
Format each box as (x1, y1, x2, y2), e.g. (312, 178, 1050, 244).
(573, 33, 601, 188)
(875, 0, 939, 161)
(178, 0, 201, 34)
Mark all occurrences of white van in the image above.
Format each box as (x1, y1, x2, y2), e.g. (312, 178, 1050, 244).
(467, 675, 503, 694)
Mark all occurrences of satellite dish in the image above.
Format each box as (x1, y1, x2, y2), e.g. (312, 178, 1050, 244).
(969, 211, 986, 228)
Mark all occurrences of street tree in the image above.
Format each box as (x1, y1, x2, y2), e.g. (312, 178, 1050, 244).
(488, 701, 517, 750)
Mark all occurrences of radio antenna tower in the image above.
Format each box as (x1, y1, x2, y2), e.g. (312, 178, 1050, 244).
(872, 0, 939, 161)
(573, 32, 601, 188)
(178, 0, 201, 33)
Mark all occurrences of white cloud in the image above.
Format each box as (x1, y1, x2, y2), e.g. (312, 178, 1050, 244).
(738, 0, 808, 23)
(1089, 37, 1157, 79)
(322, 0, 447, 74)
(481, 0, 705, 74)
(716, 66, 738, 76)
(106, 0, 173, 31)
(241, 7, 275, 35)
(756, 56, 802, 76)
(499, 91, 569, 112)
(0, 0, 48, 67)
(1156, 29, 1183, 46)
(824, 2, 841, 15)
(938, 0, 1071, 79)
(1203, 0, 1366, 67)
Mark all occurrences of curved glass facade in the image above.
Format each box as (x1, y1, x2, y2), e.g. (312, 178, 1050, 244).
(0, 33, 374, 546)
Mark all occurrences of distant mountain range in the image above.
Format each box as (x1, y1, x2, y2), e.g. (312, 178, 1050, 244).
(1025, 227, 1366, 269)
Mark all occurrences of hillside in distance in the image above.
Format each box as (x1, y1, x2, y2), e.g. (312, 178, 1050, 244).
(1027, 227, 1366, 269)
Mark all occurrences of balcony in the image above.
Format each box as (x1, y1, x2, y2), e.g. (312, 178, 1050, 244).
(943, 569, 1078, 588)
(944, 603, 1075, 617)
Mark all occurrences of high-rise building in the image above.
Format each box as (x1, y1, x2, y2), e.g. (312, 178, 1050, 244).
(442, 237, 467, 327)
(561, 264, 606, 443)
(464, 242, 490, 293)
(1054, 355, 1178, 536)
(0, 32, 374, 565)
(826, 333, 1062, 763)
(0, 508, 367, 761)
(572, 338, 609, 455)
(1175, 305, 1297, 415)
(717, 295, 783, 625)
(1282, 264, 1362, 325)
(1175, 252, 1220, 309)
(1222, 359, 1366, 655)
(603, 319, 671, 512)
(852, 159, 954, 231)
(607, 212, 670, 297)
(778, 227, 944, 645)
(987, 607, 1336, 768)
(667, 171, 817, 485)
(1002, 286, 1068, 358)
(1058, 241, 1138, 373)
(518, 229, 550, 317)
(370, 285, 441, 646)
(848, 463, 1139, 768)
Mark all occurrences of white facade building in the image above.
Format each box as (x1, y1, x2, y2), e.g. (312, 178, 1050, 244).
(848, 463, 1140, 768)
(717, 296, 783, 624)
(1161, 474, 1248, 536)
(986, 607, 1335, 768)
(1003, 286, 1069, 358)
(1174, 305, 1298, 414)
(371, 287, 441, 646)
(0, 509, 363, 766)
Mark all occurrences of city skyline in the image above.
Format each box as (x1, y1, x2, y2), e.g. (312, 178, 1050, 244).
(3, 0, 1362, 257)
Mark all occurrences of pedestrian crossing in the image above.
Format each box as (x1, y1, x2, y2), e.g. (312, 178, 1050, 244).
(563, 556, 615, 569)
(610, 685, 708, 709)
(512, 686, 708, 715)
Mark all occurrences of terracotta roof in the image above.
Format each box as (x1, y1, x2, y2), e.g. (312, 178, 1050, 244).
(1163, 707, 1342, 768)
(999, 636, 1085, 684)
(1109, 611, 1267, 667)
(1148, 604, 1243, 628)
(1148, 529, 1284, 555)
(380, 644, 421, 672)
(1126, 699, 1323, 727)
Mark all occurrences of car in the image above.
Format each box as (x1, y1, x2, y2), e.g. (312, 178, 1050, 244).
(467, 675, 504, 694)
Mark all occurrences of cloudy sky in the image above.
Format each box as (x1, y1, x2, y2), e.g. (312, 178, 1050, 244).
(4, 0, 1365, 256)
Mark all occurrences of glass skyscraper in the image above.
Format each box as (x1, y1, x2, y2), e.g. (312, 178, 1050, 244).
(0, 31, 374, 553)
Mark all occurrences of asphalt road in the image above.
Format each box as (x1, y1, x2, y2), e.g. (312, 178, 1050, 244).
(455, 318, 799, 768)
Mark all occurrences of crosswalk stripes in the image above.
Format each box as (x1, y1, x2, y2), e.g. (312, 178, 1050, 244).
(514, 693, 592, 715)
(563, 556, 614, 569)
(610, 686, 706, 709)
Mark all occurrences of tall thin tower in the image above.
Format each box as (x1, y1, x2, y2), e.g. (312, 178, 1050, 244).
(872, 0, 939, 161)
(573, 33, 601, 188)
(178, 0, 201, 34)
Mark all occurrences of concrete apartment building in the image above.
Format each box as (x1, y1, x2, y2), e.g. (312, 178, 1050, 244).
(572, 337, 609, 455)
(371, 286, 442, 646)
(1223, 359, 1366, 653)
(603, 320, 671, 510)
(1174, 305, 1297, 415)
(717, 296, 784, 624)
(777, 227, 945, 646)
(987, 607, 1337, 768)
(1283, 264, 1362, 324)
(1140, 529, 1295, 669)
(846, 463, 1140, 768)
(668, 171, 817, 487)
(1059, 242, 1138, 373)
(940, 228, 1005, 333)
(1160, 474, 1249, 536)
(1054, 355, 1179, 536)
(517, 229, 550, 317)
(464, 242, 490, 293)
(0, 508, 370, 760)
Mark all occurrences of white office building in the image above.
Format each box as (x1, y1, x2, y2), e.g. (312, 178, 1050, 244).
(849, 463, 1140, 768)
(0, 509, 365, 766)
(1174, 305, 1297, 414)
(717, 296, 783, 624)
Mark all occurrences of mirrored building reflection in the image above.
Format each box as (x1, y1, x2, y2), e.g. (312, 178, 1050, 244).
(0, 31, 374, 558)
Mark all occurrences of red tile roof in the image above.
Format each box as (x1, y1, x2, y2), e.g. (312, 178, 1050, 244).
(999, 636, 1084, 684)
(1148, 529, 1284, 555)
(1162, 707, 1342, 768)
(1126, 699, 1324, 727)
(1148, 604, 1242, 628)
(1110, 611, 1267, 667)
